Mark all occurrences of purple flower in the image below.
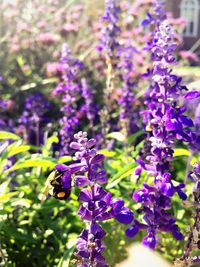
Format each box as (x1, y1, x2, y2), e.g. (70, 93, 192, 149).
(184, 91, 200, 100)
(17, 92, 50, 146)
(117, 44, 139, 136)
(76, 223, 108, 267)
(98, 0, 121, 58)
(81, 78, 98, 128)
(53, 44, 83, 155)
(55, 131, 133, 265)
(127, 0, 194, 249)
(143, 230, 156, 250)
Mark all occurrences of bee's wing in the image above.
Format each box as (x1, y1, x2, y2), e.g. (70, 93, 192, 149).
(39, 171, 55, 202)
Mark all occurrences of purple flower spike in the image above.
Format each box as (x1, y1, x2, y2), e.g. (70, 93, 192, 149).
(98, 0, 121, 58)
(127, 0, 193, 249)
(58, 131, 133, 266)
(53, 44, 84, 155)
(17, 92, 50, 146)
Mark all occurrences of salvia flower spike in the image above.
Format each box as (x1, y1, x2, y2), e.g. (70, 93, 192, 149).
(126, 0, 195, 249)
(54, 131, 133, 266)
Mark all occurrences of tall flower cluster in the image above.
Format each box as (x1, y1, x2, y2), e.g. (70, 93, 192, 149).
(99, 0, 121, 59)
(54, 131, 133, 266)
(118, 44, 138, 137)
(80, 78, 98, 129)
(53, 44, 83, 155)
(126, 1, 195, 249)
(17, 92, 50, 146)
(142, 0, 166, 27)
(98, 0, 121, 146)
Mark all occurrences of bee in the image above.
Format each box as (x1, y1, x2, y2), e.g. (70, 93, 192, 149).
(41, 168, 71, 202)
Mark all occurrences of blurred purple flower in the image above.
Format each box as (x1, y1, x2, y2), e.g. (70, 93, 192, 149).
(17, 92, 50, 146)
(98, 0, 121, 58)
(53, 44, 83, 155)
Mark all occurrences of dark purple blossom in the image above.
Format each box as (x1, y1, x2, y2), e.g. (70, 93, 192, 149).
(185, 100, 200, 152)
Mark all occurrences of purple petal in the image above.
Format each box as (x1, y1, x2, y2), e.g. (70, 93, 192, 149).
(90, 154, 105, 164)
(74, 175, 89, 187)
(70, 141, 80, 150)
(55, 164, 69, 172)
(61, 172, 72, 189)
(184, 91, 200, 100)
(78, 189, 92, 202)
(114, 208, 134, 225)
(142, 233, 156, 249)
(126, 225, 139, 238)
(165, 118, 182, 131)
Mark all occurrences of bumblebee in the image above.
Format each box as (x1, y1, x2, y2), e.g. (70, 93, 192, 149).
(41, 169, 71, 201)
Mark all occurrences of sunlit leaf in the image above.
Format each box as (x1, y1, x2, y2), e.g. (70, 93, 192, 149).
(174, 148, 191, 157)
(0, 131, 20, 141)
(0, 180, 11, 196)
(57, 244, 76, 267)
(98, 149, 116, 157)
(106, 163, 136, 189)
(7, 144, 31, 157)
(128, 130, 143, 145)
(107, 132, 125, 142)
(11, 199, 32, 208)
(5, 159, 56, 173)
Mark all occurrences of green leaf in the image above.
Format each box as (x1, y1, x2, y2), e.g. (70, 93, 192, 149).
(128, 130, 143, 145)
(57, 245, 76, 267)
(0, 192, 18, 202)
(106, 163, 136, 189)
(98, 149, 116, 157)
(0, 131, 20, 141)
(107, 132, 125, 142)
(16, 55, 25, 67)
(58, 156, 72, 164)
(20, 82, 37, 91)
(5, 159, 56, 174)
(7, 144, 31, 157)
(11, 199, 32, 208)
(174, 148, 191, 157)
(0, 180, 11, 196)
(3, 226, 36, 242)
